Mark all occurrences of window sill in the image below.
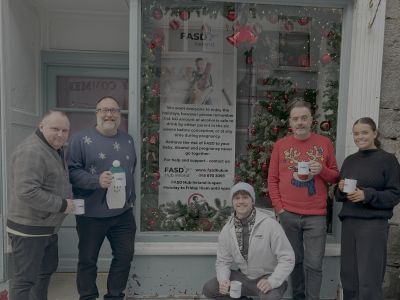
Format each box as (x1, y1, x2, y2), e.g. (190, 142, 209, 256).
(135, 242, 341, 256)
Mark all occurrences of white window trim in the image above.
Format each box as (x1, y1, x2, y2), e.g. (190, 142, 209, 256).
(129, 0, 386, 255)
(135, 242, 340, 256)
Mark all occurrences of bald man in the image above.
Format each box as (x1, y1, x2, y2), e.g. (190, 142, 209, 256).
(7, 110, 75, 300)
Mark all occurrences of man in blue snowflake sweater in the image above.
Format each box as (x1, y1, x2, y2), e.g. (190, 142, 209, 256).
(67, 96, 137, 300)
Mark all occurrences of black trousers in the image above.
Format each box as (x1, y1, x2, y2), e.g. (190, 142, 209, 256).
(340, 218, 388, 300)
(76, 209, 136, 300)
(8, 234, 58, 300)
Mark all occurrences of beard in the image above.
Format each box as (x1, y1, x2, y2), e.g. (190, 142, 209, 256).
(102, 120, 116, 130)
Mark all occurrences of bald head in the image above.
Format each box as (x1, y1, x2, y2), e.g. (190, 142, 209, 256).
(39, 111, 70, 149)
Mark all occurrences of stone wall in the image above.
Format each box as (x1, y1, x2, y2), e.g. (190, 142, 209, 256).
(380, 0, 400, 298)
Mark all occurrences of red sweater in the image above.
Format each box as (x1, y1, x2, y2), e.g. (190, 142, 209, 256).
(268, 133, 339, 216)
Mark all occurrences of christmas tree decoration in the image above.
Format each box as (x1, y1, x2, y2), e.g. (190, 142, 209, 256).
(226, 24, 258, 47)
(226, 9, 237, 21)
(169, 19, 180, 30)
(250, 127, 257, 135)
(152, 7, 163, 20)
(151, 83, 160, 97)
(245, 47, 254, 65)
(297, 17, 309, 26)
(321, 53, 332, 64)
(152, 170, 160, 180)
(149, 114, 160, 122)
(179, 10, 190, 21)
(320, 120, 332, 131)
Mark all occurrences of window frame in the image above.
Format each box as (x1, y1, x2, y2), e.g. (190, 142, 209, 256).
(134, 0, 385, 253)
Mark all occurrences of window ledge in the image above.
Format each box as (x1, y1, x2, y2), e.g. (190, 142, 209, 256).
(135, 242, 341, 256)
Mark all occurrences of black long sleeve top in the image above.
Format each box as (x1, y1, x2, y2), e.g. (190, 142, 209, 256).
(336, 149, 400, 220)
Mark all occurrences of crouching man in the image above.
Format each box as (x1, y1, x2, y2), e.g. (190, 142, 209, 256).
(203, 182, 295, 300)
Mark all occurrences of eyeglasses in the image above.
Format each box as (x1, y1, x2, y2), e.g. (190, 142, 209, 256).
(96, 108, 121, 115)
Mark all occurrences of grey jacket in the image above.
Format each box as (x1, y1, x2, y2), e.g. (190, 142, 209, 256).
(7, 131, 72, 235)
(216, 208, 295, 289)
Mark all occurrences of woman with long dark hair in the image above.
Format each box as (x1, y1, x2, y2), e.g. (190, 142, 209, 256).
(336, 117, 400, 300)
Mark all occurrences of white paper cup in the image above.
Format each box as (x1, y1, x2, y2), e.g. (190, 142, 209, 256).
(229, 281, 242, 299)
(297, 161, 310, 180)
(343, 179, 357, 193)
(72, 199, 85, 215)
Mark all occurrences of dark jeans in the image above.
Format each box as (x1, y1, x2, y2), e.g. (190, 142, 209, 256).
(203, 270, 288, 300)
(8, 233, 58, 300)
(279, 211, 326, 300)
(76, 209, 136, 300)
(341, 218, 388, 300)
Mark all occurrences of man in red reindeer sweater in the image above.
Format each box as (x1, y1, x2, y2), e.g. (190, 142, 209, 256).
(268, 100, 339, 300)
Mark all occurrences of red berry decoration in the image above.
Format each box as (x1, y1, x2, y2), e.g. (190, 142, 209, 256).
(152, 170, 160, 180)
(235, 175, 241, 182)
(148, 42, 156, 49)
(266, 92, 273, 99)
(283, 94, 289, 103)
(226, 9, 237, 21)
(152, 8, 163, 20)
(261, 162, 268, 172)
(179, 10, 190, 21)
(272, 126, 279, 134)
(250, 127, 257, 135)
(169, 19, 180, 30)
(321, 53, 332, 64)
(258, 146, 266, 153)
(320, 120, 331, 131)
(150, 114, 160, 121)
(151, 83, 160, 97)
(246, 143, 254, 150)
(235, 161, 241, 168)
(150, 181, 158, 190)
(267, 104, 273, 112)
(297, 17, 309, 26)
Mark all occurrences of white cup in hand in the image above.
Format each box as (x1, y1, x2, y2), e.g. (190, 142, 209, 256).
(72, 199, 85, 215)
(343, 179, 357, 193)
(229, 281, 242, 299)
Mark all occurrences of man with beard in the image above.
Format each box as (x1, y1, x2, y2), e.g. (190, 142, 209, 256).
(67, 96, 137, 300)
(268, 100, 339, 300)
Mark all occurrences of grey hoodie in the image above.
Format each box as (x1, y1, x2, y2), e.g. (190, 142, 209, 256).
(216, 208, 295, 289)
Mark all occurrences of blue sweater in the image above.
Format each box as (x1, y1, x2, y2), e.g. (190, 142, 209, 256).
(67, 127, 136, 217)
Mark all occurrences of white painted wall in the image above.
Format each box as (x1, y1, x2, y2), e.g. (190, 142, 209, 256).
(38, 6, 129, 52)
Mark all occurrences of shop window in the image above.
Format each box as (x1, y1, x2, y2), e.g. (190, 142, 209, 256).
(140, 1, 342, 232)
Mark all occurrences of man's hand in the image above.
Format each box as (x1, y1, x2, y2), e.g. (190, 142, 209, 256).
(64, 199, 75, 214)
(278, 209, 285, 215)
(219, 280, 230, 295)
(256, 278, 272, 294)
(309, 160, 322, 176)
(99, 171, 113, 188)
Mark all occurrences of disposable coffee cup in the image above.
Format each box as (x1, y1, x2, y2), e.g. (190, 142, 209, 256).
(343, 179, 357, 193)
(229, 281, 242, 299)
(297, 161, 310, 180)
(72, 199, 85, 215)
